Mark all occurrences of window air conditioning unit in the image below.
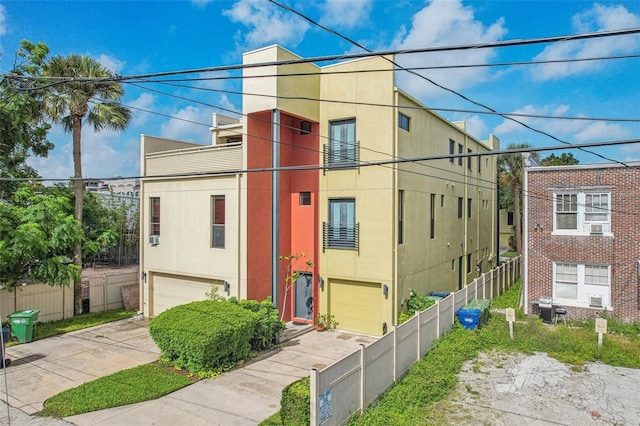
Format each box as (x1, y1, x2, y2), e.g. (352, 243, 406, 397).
(589, 223, 603, 234)
(589, 295, 604, 308)
(149, 235, 160, 245)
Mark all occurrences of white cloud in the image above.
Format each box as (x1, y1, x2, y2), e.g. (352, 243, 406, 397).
(128, 92, 157, 127)
(223, 0, 310, 49)
(320, 0, 372, 30)
(97, 54, 125, 74)
(462, 115, 489, 141)
(159, 105, 213, 143)
(28, 125, 140, 180)
(191, 0, 213, 7)
(392, 0, 507, 99)
(218, 94, 240, 115)
(493, 103, 631, 143)
(0, 4, 6, 36)
(531, 4, 640, 80)
(573, 121, 629, 142)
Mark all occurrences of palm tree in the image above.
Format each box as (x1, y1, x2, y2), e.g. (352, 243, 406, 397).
(43, 55, 131, 314)
(497, 143, 538, 255)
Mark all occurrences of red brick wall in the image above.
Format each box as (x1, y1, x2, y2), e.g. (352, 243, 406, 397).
(526, 166, 640, 322)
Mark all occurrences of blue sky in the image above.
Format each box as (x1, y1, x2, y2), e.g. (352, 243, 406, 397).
(1, 0, 639, 180)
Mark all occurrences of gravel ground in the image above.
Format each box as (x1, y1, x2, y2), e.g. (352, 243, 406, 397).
(437, 351, 640, 425)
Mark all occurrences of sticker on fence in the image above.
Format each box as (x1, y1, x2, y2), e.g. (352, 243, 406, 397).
(319, 388, 332, 424)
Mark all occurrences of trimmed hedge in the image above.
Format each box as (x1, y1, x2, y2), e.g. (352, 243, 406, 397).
(230, 298, 285, 350)
(280, 376, 310, 425)
(149, 300, 256, 372)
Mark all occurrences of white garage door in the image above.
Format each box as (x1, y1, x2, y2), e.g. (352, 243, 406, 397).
(329, 279, 382, 336)
(152, 273, 213, 316)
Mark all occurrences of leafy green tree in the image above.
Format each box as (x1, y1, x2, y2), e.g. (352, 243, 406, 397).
(540, 152, 579, 166)
(41, 55, 131, 314)
(0, 185, 82, 289)
(0, 40, 53, 199)
(498, 143, 538, 254)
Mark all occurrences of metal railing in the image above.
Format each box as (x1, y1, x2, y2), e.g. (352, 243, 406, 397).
(323, 223, 359, 252)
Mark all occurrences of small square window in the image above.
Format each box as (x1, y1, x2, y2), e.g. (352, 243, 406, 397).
(398, 113, 410, 131)
(299, 192, 311, 206)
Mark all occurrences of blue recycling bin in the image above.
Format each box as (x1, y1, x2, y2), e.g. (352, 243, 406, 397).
(429, 292, 451, 299)
(457, 308, 483, 330)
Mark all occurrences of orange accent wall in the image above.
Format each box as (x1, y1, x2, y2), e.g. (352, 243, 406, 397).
(246, 111, 319, 322)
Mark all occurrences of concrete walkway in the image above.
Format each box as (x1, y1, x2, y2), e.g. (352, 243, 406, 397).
(0, 318, 374, 425)
(0, 317, 159, 416)
(66, 328, 374, 425)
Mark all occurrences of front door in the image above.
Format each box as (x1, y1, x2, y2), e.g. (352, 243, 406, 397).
(293, 273, 313, 322)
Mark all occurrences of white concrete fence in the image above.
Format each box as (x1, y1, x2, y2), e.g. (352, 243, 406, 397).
(0, 270, 138, 323)
(310, 256, 521, 426)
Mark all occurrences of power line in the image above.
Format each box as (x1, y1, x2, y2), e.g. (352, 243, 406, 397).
(4, 138, 638, 183)
(268, 0, 630, 167)
(136, 79, 640, 124)
(4, 27, 640, 85)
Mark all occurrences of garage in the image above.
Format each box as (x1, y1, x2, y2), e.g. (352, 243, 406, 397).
(329, 279, 382, 336)
(151, 273, 214, 316)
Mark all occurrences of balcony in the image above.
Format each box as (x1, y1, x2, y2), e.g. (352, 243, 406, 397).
(323, 222, 359, 252)
(144, 142, 242, 177)
(323, 142, 360, 171)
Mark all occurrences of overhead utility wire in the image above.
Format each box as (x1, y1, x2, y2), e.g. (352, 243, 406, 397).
(122, 82, 502, 193)
(5, 27, 640, 85)
(269, 0, 628, 167)
(118, 52, 640, 83)
(4, 138, 637, 183)
(142, 80, 640, 124)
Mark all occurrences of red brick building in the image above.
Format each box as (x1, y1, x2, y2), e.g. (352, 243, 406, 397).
(524, 163, 640, 322)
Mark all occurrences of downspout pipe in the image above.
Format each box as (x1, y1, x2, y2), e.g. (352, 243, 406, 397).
(271, 109, 281, 310)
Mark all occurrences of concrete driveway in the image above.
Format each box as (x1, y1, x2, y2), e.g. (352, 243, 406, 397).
(65, 329, 375, 425)
(0, 317, 159, 416)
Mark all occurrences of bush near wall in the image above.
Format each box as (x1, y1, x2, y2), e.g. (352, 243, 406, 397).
(149, 300, 256, 372)
(229, 297, 285, 350)
(280, 376, 310, 426)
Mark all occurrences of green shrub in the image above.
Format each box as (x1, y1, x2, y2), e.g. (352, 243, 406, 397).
(399, 291, 436, 324)
(280, 376, 310, 426)
(149, 300, 256, 373)
(229, 297, 285, 350)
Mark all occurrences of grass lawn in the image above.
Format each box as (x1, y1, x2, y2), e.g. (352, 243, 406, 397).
(40, 363, 194, 418)
(6, 309, 137, 347)
(261, 281, 640, 425)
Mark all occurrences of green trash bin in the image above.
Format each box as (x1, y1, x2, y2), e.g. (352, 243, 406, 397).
(465, 299, 491, 327)
(8, 310, 41, 343)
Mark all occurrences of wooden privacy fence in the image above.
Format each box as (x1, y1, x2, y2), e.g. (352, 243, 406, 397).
(0, 270, 139, 323)
(310, 256, 521, 426)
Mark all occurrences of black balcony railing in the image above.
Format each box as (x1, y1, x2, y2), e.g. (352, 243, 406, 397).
(323, 142, 360, 172)
(323, 222, 359, 252)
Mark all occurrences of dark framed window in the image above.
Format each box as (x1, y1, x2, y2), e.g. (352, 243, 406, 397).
(458, 144, 463, 166)
(150, 197, 160, 236)
(449, 140, 455, 163)
(398, 113, 410, 131)
(478, 156, 482, 173)
(467, 253, 472, 274)
(507, 211, 514, 226)
(467, 198, 472, 219)
(430, 193, 435, 239)
(326, 198, 357, 249)
(328, 119, 357, 166)
(398, 190, 404, 244)
(467, 149, 472, 170)
(212, 195, 225, 248)
(457, 197, 463, 219)
(299, 192, 311, 206)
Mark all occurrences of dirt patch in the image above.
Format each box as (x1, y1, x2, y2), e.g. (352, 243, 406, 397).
(434, 351, 640, 425)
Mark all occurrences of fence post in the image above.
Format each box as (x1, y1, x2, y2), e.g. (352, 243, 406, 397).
(436, 301, 441, 339)
(102, 275, 108, 312)
(360, 344, 366, 412)
(483, 274, 487, 299)
(310, 368, 319, 426)
(392, 326, 398, 383)
(415, 310, 421, 361)
(465, 285, 469, 305)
